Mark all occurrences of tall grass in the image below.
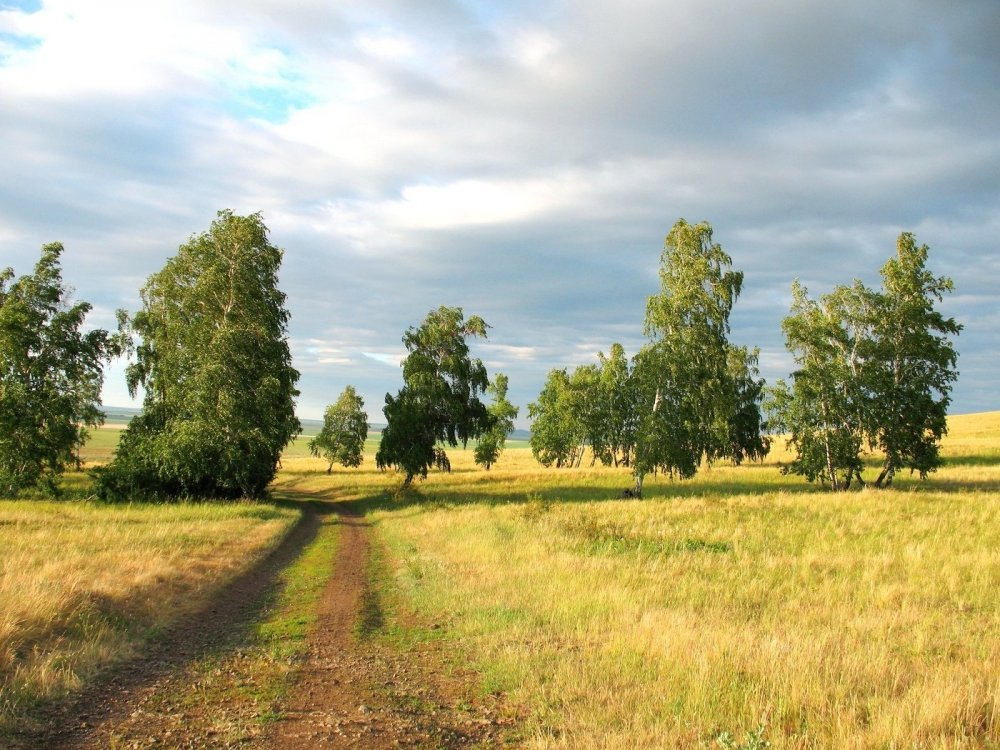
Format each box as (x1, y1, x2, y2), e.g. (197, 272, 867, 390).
(361, 412, 1000, 748)
(0, 479, 297, 734)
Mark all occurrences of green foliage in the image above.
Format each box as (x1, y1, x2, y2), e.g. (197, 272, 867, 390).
(376, 306, 492, 485)
(310, 385, 368, 472)
(0, 243, 124, 496)
(529, 345, 642, 470)
(866, 233, 961, 484)
(713, 722, 771, 750)
(474, 373, 519, 470)
(633, 219, 768, 490)
(769, 233, 960, 489)
(594, 343, 641, 467)
(528, 368, 584, 468)
(96, 211, 300, 500)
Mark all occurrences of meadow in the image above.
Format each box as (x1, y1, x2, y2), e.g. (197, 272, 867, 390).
(0, 415, 997, 748)
(341, 413, 997, 749)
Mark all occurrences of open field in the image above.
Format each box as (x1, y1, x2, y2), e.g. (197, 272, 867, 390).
(1, 413, 997, 747)
(346, 413, 999, 749)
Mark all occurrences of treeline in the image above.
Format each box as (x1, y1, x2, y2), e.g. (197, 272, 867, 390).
(527, 220, 961, 492)
(528, 220, 770, 497)
(0, 211, 960, 500)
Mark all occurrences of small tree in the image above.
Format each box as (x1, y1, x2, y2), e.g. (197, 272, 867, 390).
(766, 281, 868, 489)
(376, 306, 492, 486)
(595, 343, 640, 468)
(528, 368, 585, 468)
(97, 210, 300, 500)
(475, 373, 519, 470)
(310, 385, 368, 473)
(866, 233, 961, 485)
(0, 243, 124, 496)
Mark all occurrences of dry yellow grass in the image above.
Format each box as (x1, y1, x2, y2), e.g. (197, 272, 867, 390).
(357, 413, 1000, 748)
(3, 413, 997, 747)
(0, 492, 297, 733)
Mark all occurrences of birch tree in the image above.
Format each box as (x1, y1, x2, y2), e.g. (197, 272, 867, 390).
(632, 219, 766, 496)
(0, 244, 125, 495)
(376, 306, 492, 485)
(96, 210, 300, 500)
(474, 372, 519, 470)
(311, 385, 368, 473)
(768, 232, 960, 489)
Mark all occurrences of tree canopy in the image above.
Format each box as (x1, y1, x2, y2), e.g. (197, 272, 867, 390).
(767, 232, 960, 489)
(0, 243, 124, 496)
(631, 219, 768, 494)
(96, 210, 300, 500)
(376, 306, 492, 485)
(475, 372, 519, 470)
(310, 385, 368, 473)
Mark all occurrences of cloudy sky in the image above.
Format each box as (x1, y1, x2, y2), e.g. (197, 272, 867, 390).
(1, 0, 997, 427)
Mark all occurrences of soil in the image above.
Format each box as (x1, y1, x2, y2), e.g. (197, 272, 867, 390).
(9, 500, 514, 749)
(263, 503, 512, 749)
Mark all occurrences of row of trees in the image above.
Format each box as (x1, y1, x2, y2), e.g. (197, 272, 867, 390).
(0, 211, 302, 500)
(528, 220, 960, 492)
(766, 233, 961, 489)
(0, 210, 960, 499)
(528, 220, 770, 496)
(312, 307, 520, 484)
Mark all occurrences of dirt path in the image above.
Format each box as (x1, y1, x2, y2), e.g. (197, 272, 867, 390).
(262, 502, 511, 748)
(11, 499, 513, 749)
(8, 501, 323, 750)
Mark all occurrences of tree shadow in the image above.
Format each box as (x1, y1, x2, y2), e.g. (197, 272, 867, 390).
(9, 499, 328, 749)
(352, 448, 1000, 515)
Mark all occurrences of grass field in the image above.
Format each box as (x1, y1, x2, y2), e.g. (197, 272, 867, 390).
(1, 414, 997, 747)
(349, 413, 999, 749)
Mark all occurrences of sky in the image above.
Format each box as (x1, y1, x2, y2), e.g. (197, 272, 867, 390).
(1, 0, 997, 428)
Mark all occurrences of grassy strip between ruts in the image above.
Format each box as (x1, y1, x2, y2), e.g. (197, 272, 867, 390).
(95, 500, 341, 748)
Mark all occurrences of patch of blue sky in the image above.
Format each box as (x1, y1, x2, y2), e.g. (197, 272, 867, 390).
(0, 30, 40, 62)
(225, 82, 316, 124)
(0, 0, 42, 12)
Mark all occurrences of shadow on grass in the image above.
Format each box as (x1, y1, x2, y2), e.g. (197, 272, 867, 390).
(351, 456, 1000, 516)
(7, 499, 330, 749)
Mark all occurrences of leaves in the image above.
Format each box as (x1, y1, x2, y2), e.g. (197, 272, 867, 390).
(634, 219, 766, 484)
(310, 386, 368, 472)
(98, 211, 300, 500)
(475, 373, 519, 470)
(768, 232, 961, 489)
(0, 243, 123, 496)
(376, 306, 492, 485)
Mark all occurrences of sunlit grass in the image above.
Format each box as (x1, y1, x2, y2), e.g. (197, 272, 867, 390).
(357, 412, 1000, 748)
(3, 412, 998, 747)
(0, 435, 299, 735)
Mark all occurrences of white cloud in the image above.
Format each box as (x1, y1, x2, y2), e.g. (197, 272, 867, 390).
(0, 0, 996, 426)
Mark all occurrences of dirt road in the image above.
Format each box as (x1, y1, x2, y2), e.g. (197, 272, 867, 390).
(10, 499, 512, 749)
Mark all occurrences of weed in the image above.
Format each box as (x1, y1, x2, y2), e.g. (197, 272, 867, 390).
(712, 721, 771, 750)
